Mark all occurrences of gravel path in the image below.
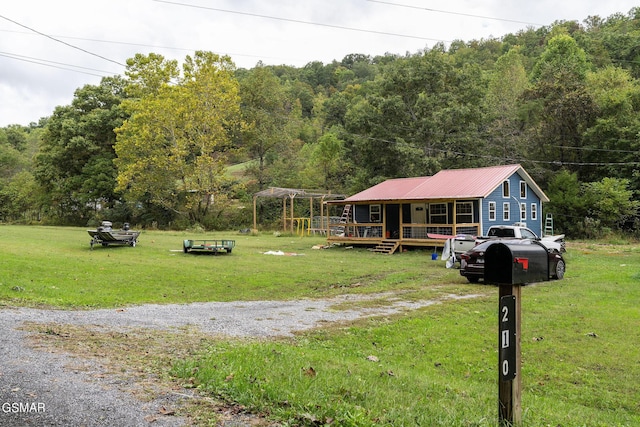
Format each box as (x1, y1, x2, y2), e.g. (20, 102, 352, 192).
(0, 294, 478, 426)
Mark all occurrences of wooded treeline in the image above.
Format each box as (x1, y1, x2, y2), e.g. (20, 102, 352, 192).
(1, 9, 640, 237)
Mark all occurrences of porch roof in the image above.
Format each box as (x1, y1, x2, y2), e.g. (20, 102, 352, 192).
(336, 164, 549, 203)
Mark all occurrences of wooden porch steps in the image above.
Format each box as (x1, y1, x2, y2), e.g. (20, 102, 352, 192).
(370, 240, 400, 254)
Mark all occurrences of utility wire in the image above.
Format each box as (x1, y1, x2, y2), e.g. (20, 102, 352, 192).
(0, 50, 114, 74)
(0, 14, 126, 68)
(153, 0, 450, 43)
(367, 0, 545, 27)
(0, 52, 110, 77)
(0, 28, 308, 65)
(357, 134, 640, 166)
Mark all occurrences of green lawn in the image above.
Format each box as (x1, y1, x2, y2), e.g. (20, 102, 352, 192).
(2, 225, 639, 426)
(0, 225, 476, 307)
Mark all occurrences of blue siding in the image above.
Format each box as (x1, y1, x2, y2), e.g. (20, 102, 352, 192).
(480, 172, 543, 236)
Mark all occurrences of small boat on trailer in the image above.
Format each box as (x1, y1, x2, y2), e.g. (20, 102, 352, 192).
(183, 239, 235, 254)
(88, 221, 140, 249)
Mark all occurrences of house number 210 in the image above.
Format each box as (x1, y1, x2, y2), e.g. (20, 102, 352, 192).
(499, 295, 516, 381)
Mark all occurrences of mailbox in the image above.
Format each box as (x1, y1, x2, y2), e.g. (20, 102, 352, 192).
(484, 242, 549, 285)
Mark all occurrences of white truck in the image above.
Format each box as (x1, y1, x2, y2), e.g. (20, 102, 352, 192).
(449, 224, 565, 262)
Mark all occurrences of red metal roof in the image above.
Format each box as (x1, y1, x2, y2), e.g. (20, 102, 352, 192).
(343, 164, 549, 202)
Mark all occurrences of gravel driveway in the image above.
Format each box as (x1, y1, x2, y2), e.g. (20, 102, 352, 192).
(0, 294, 477, 426)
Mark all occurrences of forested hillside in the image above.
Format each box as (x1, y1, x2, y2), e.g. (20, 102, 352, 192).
(1, 9, 639, 237)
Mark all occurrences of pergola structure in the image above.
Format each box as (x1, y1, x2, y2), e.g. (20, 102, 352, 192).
(253, 187, 345, 234)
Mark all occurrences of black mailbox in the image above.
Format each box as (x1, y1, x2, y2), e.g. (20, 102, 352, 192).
(484, 242, 550, 285)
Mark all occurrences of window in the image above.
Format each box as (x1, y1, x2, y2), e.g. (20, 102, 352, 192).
(456, 201, 473, 224)
(531, 203, 538, 221)
(520, 203, 527, 221)
(521, 228, 536, 239)
(502, 180, 510, 198)
(429, 203, 447, 224)
(503, 202, 510, 221)
(370, 204, 381, 222)
(520, 181, 527, 198)
(488, 202, 496, 221)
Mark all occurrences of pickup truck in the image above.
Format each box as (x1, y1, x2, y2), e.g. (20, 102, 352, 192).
(450, 224, 565, 261)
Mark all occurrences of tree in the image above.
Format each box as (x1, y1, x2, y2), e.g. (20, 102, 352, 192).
(3, 125, 28, 151)
(34, 76, 127, 224)
(239, 65, 291, 190)
(115, 51, 242, 225)
(343, 48, 485, 186)
(0, 171, 39, 222)
(124, 52, 179, 98)
(523, 34, 596, 184)
(544, 169, 585, 236)
(583, 177, 639, 233)
(484, 47, 529, 162)
(582, 66, 640, 185)
(310, 131, 346, 189)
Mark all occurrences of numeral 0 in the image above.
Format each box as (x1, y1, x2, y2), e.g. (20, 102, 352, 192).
(502, 359, 509, 376)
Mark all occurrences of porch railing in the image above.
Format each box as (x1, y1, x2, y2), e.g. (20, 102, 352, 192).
(330, 223, 384, 238)
(401, 223, 480, 238)
(329, 223, 480, 239)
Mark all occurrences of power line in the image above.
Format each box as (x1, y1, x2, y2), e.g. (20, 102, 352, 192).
(357, 134, 640, 166)
(153, 0, 450, 43)
(0, 14, 126, 68)
(0, 28, 304, 65)
(366, 0, 545, 27)
(0, 52, 110, 77)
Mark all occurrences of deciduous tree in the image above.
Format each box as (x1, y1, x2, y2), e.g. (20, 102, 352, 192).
(115, 52, 241, 224)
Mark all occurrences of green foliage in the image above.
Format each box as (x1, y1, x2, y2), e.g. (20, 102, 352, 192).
(115, 52, 242, 225)
(343, 48, 486, 184)
(6, 8, 640, 235)
(309, 131, 346, 188)
(239, 65, 293, 189)
(548, 172, 639, 237)
(484, 47, 529, 162)
(523, 34, 598, 184)
(33, 76, 127, 224)
(545, 170, 585, 237)
(583, 177, 640, 230)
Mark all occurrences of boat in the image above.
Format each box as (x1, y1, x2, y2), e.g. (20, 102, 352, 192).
(88, 221, 140, 248)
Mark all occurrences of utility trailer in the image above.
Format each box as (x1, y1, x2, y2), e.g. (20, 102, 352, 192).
(183, 239, 235, 255)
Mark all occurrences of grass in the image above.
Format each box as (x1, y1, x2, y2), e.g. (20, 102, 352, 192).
(0, 225, 472, 307)
(3, 225, 640, 426)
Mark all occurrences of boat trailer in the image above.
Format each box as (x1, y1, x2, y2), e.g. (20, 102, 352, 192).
(88, 221, 140, 249)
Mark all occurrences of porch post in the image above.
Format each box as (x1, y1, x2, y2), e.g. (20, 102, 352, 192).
(399, 202, 403, 241)
(320, 196, 326, 232)
(383, 202, 387, 239)
(282, 197, 287, 232)
(310, 197, 314, 234)
(253, 196, 257, 231)
(453, 200, 457, 235)
(290, 194, 295, 234)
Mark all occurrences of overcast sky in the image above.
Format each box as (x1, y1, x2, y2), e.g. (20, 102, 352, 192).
(1, 0, 638, 127)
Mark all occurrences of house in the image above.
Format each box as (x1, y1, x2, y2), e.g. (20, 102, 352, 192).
(325, 164, 549, 253)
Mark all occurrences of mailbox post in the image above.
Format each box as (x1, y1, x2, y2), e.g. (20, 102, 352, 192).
(498, 284, 521, 426)
(485, 242, 551, 426)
